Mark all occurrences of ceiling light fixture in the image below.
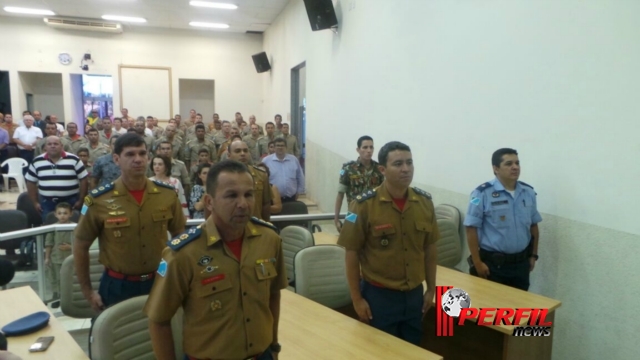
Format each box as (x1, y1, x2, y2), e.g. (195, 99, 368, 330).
(101, 15, 147, 23)
(189, 21, 230, 29)
(189, 1, 238, 10)
(3, 6, 55, 15)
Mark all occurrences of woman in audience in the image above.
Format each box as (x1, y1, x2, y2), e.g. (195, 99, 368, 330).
(189, 163, 211, 219)
(255, 162, 282, 214)
(84, 124, 93, 139)
(148, 155, 189, 218)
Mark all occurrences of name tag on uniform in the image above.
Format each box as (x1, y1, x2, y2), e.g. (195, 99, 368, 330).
(491, 200, 508, 206)
(374, 224, 393, 231)
(201, 274, 226, 286)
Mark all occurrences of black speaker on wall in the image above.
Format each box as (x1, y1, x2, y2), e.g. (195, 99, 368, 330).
(252, 52, 271, 73)
(303, 0, 338, 31)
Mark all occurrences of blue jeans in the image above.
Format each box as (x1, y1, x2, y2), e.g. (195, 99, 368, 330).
(360, 280, 424, 345)
(18, 149, 34, 175)
(39, 194, 78, 224)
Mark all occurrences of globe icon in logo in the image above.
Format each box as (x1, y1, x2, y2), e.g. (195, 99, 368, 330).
(441, 288, 471, 317)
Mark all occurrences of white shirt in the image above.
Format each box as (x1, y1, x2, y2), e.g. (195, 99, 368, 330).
(145, 128, 153, 137)
(56, 123, 65, 136)
(13, 126, 43, 150)
(114, 128, 127, 135)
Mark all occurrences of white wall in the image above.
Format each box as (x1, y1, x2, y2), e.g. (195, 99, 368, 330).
(18, 72, 65, 119)
(179, 79, 216, 120)
(263, 1, 640, 359)
(0, 16, 265, 124)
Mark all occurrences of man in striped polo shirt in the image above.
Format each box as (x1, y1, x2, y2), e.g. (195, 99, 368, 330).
(26, 136, 88, 222)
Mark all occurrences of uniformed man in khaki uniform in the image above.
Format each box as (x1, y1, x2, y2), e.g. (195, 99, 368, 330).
(63, 122, 87, 155)
(243, 123, 263, 164)
(338, 141, 439, 346)
(280, 123, 300, 158)
(154, 140, 192, 196)
(184, 124, 216, 169)
(35, 122, 70, 156)
(133, 120, 155, 156)
(74, 133, 186, 311)
(153, 124, 183, 161)
(228, 140, 272, 221)
(258, 122, 281, 157)
(145, 160, 286, 360)
(85, 128, 111, 164)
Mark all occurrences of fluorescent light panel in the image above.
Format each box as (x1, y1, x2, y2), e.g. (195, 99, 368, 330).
(4, 6, 55, 15)
(102, 15, 146, 23)
(189, 21, 229, 29)
(189, 1, 238, 10)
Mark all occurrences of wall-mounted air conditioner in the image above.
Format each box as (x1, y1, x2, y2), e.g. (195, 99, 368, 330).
(44, 17, 123, 33)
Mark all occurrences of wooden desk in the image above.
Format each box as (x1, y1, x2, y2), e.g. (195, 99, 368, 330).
(280, 290, 442, 360)
(421, 266, 563, 360)
(312, 232, 338, 245)
(0, 286, 88, 359)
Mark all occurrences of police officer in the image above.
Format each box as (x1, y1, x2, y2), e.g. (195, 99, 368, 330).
(144, 160, 286, 360)
(334, 135, 384, 232)
(338, 141, 439, 345)
(227, 139, 272, 221)
(74, 133, 186, 312)
(464, 148, 541, 291)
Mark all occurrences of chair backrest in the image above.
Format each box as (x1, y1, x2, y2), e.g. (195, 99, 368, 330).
(16, 192, 42, 228)
(280, 226, 314, 284)
(90, 295, 184, 360)
(293, 245, 351, 309)
(434, 204, 463, 268)
(60, 250, 104, 319)
(1, 157, 28, 172)
(0, 210, 29, 251)
(275, 201, 309, 231)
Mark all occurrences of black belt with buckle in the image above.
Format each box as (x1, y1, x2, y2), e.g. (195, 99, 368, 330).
(479, 248, 529, 265)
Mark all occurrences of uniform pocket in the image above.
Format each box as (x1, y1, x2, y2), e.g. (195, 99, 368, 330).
(491, 207, 510, 228)
(255, 262, 277, 280)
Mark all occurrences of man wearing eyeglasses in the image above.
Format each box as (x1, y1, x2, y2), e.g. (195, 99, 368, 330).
(261, 138, 304, 203)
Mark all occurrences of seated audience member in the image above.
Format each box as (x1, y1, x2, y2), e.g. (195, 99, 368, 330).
(26, 136, 88, 221)
(76, 147, 92, 176)
(256, 162, 282, 215)
(86, 128, 111, 164)
(113, 117, 127, 135)
(190, 148, 213, 179)
(189, 163, 211, 219)
(44, 202, 74, 307)
(149, 155, 189, 218)
(90, 135, 121, 189)
(64, 122, 87, 154)
(262, 138, 305, 202)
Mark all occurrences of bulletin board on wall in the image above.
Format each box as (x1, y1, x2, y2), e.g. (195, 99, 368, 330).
(118, 65, 173, 120)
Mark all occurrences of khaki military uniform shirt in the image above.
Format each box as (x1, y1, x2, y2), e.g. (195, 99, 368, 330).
(98, 131, 115, 145)
(63, 135, 88, 155)
(45, 230, 75, 264)
(144, 217, 287, 359)
(153, 136, 184, 161)
(242, 123, 264, 137)
(337, 184, 440, 291)
(142, 135, 155, 155)
(212, 133, 231, 148)
(243, 135, 263, 164)
(87, 142, 111, 164)
(257, 135, 280, 157)
(184, 138, 217, 165)
(281, 134, 301, 158)
(338, 159, 385, 203)
(75, 179, 186, 275)
(249, 165, 272, 220)
(34, 136, 71, 157)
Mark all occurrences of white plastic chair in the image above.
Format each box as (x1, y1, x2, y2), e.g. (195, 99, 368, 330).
(1, 158, 28, 193)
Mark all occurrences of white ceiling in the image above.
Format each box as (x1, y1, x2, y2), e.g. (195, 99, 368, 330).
(0, 0, 290, 33)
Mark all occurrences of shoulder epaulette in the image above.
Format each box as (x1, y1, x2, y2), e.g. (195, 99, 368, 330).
(518, 181, 534, 189)
(412, 187, 432, 200)
(356, 189, 377, 203)
(167, 226, 201, 251)
(152, 179, 176, 191)
(250, 217, 279, 234)
(252, 165, 266, 173)
(89, 182, 114, 198)
(475, 182, 492, 192)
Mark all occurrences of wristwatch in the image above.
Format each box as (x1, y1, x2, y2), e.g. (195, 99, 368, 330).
(530, 254, 539, 261)
(270, 343, 281, 353)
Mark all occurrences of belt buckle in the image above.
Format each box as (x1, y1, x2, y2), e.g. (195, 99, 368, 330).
(139, 274, 151, 281)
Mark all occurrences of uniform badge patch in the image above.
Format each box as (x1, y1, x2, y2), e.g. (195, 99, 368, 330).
(381, 238, 389, 247)
(492, 192, 500, 198)
(200, 266, 218, 274)
(81, 204, 88, 215)
(201, 274, 225, 285)
(500, 215, 506, 221)
(198, 255, 212, 266)
(470, 197, 480, 205)
(339, 169, 345, 176)
(345, 212, 358, 223)
(210, 300, 222, 311)
(157, 259, 168, 277)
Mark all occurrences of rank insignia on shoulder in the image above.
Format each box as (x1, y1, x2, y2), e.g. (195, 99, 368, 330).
(250, 217, 279, 233)
(412, 187, 432, 200)
(475, 182, 492, 192)
(152, 179, 175, 191)
(356, 189, 376, 203)
(167, 227, 202, 251)
(90, 182, 114, 198)
(84, 196, 93, 207)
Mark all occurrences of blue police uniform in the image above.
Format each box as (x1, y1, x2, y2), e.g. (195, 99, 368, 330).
(463, 178, 542, 290)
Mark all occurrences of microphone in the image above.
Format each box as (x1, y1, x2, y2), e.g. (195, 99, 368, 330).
(0, 259, 15, 287)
